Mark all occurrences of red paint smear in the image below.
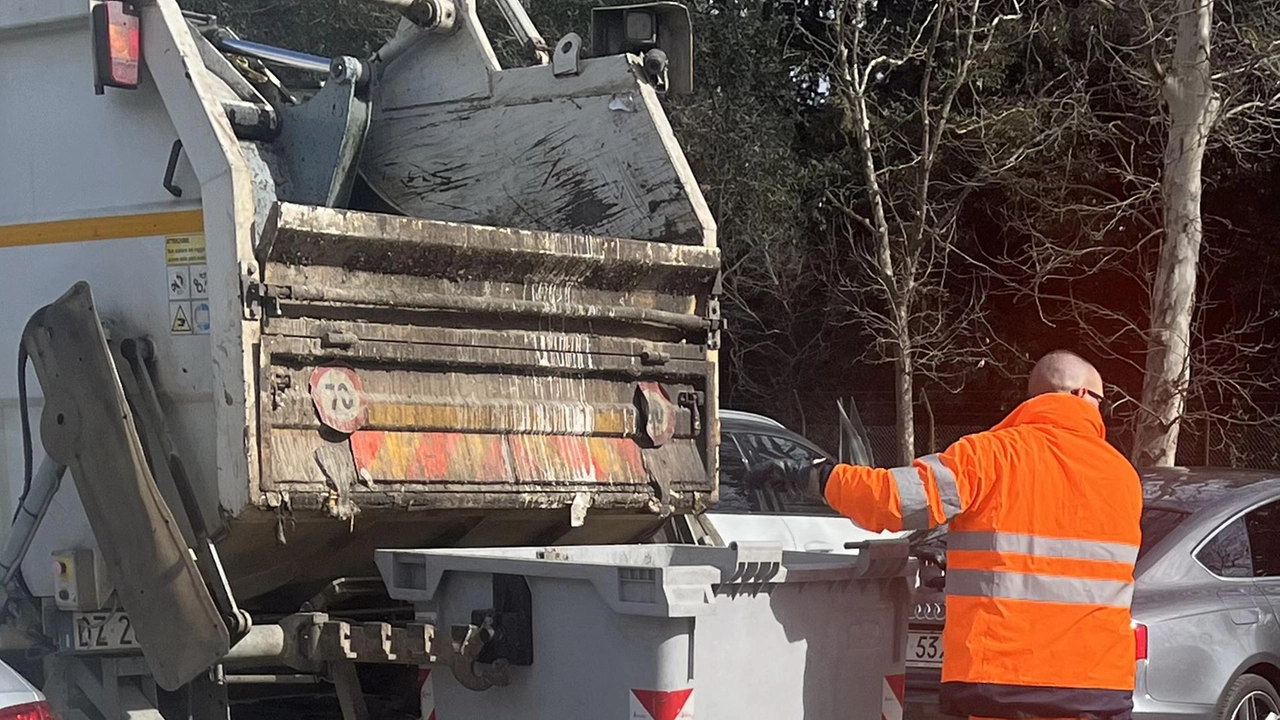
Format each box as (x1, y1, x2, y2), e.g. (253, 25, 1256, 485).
(478, 436, 510, 481)
(349, 431, 386, 473)
(609, 438, 646, 483)
(549, 435, 598, 481)
(412, 432, 460, 478)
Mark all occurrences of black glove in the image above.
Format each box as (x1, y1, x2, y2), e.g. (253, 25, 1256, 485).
(914, 546, 947, 569)
(744, 457, 836, 498)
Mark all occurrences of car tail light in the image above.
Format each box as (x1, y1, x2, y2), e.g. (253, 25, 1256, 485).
(92, 1, 141, 92)
(0, 701, 55, 720)
(1133, 621, 1148, 661)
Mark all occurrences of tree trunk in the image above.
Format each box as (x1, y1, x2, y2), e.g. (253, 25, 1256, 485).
(895, 338, 915, 465)
(1133, 0, 1221, 467)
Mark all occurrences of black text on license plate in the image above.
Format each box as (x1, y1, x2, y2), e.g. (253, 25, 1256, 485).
(73, 612, 137, 651)
(907, 630, 943, 667)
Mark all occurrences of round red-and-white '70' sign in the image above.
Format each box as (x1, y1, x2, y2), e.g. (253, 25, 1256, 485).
(309, 365, 367, 434)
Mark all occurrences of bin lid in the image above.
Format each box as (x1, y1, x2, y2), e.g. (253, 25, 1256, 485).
(376, 540, 910, 618)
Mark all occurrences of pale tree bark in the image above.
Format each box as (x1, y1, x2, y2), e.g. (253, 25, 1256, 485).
(1133, 0, 1222, 467)
(895, 343, 915, 464)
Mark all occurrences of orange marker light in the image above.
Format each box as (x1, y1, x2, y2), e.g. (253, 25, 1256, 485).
(93, 1, 141, 92)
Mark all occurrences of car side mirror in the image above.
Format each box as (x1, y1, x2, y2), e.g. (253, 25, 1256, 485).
(591, 2, 693, 94)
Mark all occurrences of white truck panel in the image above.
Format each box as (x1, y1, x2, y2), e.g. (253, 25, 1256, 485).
(0, 22, 201, 224)
(0, 238, 223, 598)
(0, 0, 85, 34)
(0, 15, 222, 594)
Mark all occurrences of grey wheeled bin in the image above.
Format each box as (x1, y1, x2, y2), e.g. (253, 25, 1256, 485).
(376, 540, 912, 720)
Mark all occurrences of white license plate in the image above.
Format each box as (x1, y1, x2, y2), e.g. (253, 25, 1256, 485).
(907, 630, 943, 668)
(73, 612, 138, 652)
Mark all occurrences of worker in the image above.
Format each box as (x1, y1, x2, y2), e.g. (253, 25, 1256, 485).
(746, 351, 1142, 720)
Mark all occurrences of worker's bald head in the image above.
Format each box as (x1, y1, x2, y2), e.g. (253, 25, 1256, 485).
(1027, 350, 1104, 399)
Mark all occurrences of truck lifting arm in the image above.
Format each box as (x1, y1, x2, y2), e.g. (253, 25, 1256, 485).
(20, 283, 232, 691)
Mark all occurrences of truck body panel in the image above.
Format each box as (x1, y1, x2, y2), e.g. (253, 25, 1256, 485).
(0, 0, 719, 603)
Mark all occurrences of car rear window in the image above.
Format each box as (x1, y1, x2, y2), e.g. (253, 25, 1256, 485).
(1139, 507, 1192, 560)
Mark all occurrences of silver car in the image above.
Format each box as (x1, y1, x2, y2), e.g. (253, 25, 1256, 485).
(906, 468, 1280, 720)
(0, 657, 50, 720)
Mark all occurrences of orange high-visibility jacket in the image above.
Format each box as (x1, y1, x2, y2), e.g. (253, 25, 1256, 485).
(825, 393, 1142, 720)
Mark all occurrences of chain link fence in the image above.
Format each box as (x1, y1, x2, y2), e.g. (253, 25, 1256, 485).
(800, 419, 1280, 469)
(1109, 423, 1280, 469)
(744, 391, 1280, 469)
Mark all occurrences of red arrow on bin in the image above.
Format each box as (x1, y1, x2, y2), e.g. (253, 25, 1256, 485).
(631, 688, 693, 720)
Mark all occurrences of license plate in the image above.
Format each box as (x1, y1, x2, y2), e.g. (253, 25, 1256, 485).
(907, 630, 943, 668)
(73, 612, 138, 652)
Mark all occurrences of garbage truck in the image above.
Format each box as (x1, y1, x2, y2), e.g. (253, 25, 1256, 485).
(0, 1, 912, 718)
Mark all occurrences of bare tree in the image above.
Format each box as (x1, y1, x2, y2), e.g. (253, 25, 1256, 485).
(991, 0, 1280, 464)
(1134, 0, 1223, 466)
(806, 0, 1050, 462)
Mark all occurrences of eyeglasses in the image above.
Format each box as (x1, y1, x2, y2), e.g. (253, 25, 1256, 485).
(1073, 388, 1111, 416)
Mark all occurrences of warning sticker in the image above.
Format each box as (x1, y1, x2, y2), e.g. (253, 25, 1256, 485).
(165, 234, 206, 265)
(190, 264, 208, 299)
(192, 302, 211, 334)
(630, 689, 693, 720)
(167, 235, 208, 335)
(170, 302, 193, 334)
(168, 266, 190, 300)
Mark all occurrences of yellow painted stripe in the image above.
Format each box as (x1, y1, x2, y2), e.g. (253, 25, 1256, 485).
(0, 209, 204, 248)
(365, 403, 636, 436)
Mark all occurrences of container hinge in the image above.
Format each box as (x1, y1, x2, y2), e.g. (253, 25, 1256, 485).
(240, 274, 291, 319)
(321, 331, 359, 349)
(269, 373, 292, 411)
(639, 349, 670, 366)
(240, 270, 262, 319)
(707, 298, 723, 350)
(678, 390, 705, 435)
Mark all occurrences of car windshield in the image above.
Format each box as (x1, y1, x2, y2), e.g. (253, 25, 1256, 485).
(1139, 506, 1192, 560)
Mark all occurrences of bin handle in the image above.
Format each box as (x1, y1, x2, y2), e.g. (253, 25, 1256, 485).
(842, 538, 912, 579)
(726, 541, 782, 583)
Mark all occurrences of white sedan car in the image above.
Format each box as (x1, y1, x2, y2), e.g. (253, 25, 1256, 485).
(704, 409, 904, 553)
(0, 659, 51, 720)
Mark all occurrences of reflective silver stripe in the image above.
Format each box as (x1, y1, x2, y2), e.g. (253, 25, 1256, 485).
(948, 531, 1139, 564)
(917, 453, 961, 519)
(947, 568, 1134, 608)
(890, 466, 931, 530)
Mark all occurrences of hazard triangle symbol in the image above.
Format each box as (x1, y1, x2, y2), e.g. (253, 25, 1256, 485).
(171, 304, 191, 333)
(631, 688, 693, 720)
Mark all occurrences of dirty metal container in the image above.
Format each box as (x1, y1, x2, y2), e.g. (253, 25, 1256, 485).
(377, 540, 912, 720)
